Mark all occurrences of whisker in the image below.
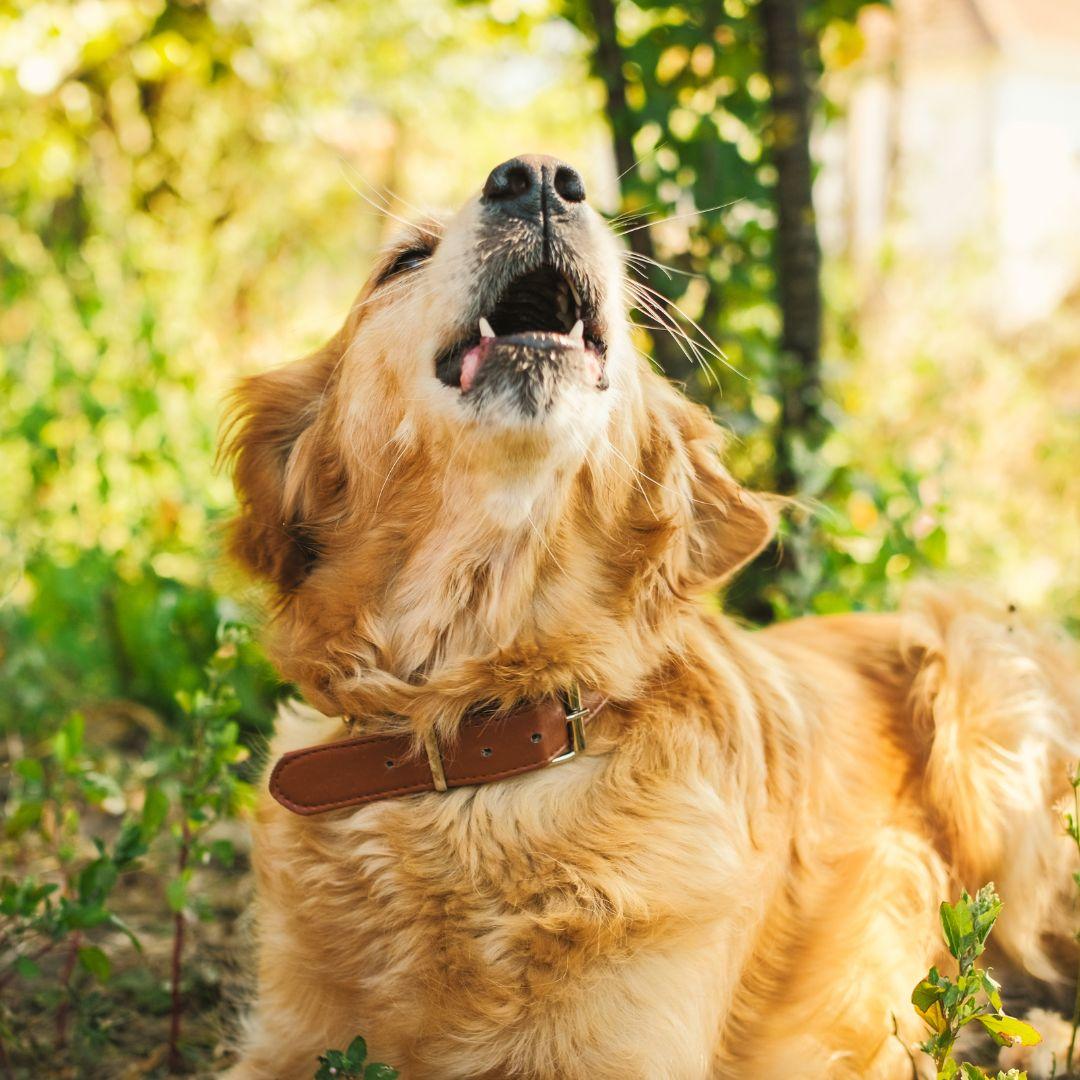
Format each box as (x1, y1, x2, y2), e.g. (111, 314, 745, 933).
(625, 280, 732, 369)
(613, 140, 667, 184)
(336, 160, 441, 241)
(623, 251, 704, 281)
(614, 198, 745, 238)
(605, 206, 654, 230)
(623, 284, 719, 387)
(628, 280, 742, 379)
(337, 155, 440, 226)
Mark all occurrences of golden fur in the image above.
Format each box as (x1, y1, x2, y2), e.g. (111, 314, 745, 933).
(222, 178, 1080, 1079)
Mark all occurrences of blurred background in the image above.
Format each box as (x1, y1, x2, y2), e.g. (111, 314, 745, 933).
(1, 0, 1078, 1073)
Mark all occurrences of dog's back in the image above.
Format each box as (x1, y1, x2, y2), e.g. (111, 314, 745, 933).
(741, 587, 1080, 1077)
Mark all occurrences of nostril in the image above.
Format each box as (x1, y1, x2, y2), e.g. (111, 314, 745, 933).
(483, 158, 537, 201)
(553, 165, 586, 203)
(504, 165, 531, 198)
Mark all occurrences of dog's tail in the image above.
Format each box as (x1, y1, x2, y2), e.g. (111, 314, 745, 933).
(903, 584, 1080, 980)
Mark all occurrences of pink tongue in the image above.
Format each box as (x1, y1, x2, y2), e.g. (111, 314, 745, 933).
(460, 343, 487, 392)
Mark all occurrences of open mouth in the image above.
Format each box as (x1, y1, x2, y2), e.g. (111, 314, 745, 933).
(436, 264, 608, 394)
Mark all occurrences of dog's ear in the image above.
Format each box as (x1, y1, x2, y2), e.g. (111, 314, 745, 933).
(221, 334, 342, 593)
(663, 395, 778, 593)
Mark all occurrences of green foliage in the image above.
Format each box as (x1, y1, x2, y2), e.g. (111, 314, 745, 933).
(565, 0, 792, 432)
(161, 622, 254, 855)
(912, 885, 1040, 1080)
(315, 1036, 400, 1080)
(0, 713, 153, 1058)
(1062, 765, 1080, 1073)
(0, 621, 256, 1071)
(0, 547, 279, 739)
(557, 0, 959, 623)
(561, 0, 871, 439)
(150, 622, 255, 1067)
(730, 451, 948, 620)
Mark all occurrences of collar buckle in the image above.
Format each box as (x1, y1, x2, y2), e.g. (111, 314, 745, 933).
(551, 684, 589, 765)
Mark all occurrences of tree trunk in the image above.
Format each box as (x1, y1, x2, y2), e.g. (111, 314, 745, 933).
(759, 0, 824, 493)
(588, 0, 693, 382)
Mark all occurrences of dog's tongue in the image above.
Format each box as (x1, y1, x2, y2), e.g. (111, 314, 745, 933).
(459, 334, 603, 393)
(460, 339, 491, 392)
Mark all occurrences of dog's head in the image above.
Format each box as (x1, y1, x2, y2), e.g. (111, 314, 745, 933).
(224, 155, 775, 718)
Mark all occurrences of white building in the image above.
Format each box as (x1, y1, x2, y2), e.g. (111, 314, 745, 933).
(819, 0, 1080, 328)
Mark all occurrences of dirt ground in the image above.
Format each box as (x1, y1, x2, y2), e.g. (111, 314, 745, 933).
(5, 847, 251, 1078)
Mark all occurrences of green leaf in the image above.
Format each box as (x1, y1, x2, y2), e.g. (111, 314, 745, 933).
(979, 969, 1003, 1012)
(971, 892, 1003, 948)
(54, 712, 85, 768)
(345, 1036, 367, 1066)
(363, 1065, 399, 1080)
(141, 785, 169, 839)
(315, 1049, 350, 1079)
(66, 902, 109, 930)
(107, 913, 143, 952)
(113, 820, 148, 867)
(975, 1013, 1041, 1048)
(209, 839, 236, 868)
(957, 1064, 983, 1080)
(166, 877, 187, 914)
(912, 978, 947, 1033)
(78, 945, 111, 982)
(14, 955, 41, 979)
(5, 800, 43, 837)
(939, 900, 965, 960)
(78, 858, 118, 904)
(14, 758, 44, 783)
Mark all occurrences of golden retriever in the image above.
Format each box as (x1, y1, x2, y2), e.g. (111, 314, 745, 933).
(222, 155, 1080, 1079)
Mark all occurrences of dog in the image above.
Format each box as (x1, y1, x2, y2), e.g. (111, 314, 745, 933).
(222, 155, 1080, 1078)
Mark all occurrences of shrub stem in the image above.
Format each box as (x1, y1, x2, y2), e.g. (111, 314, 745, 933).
(54, 929, 81, 1048)
(168, 821, 191, 1073)
(1068, 771, 1080, 1073)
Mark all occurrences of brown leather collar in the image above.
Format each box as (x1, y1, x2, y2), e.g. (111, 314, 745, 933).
(269, 689, 607, 816)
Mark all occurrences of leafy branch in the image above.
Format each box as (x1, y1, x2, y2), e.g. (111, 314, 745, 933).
(158, 623, 254, 1072)
(0, 714, 153, 1060)
(1062, 765, 1080, 1074)
(314, 1035, 399, 1080)
(912, 884, 1040, 1080)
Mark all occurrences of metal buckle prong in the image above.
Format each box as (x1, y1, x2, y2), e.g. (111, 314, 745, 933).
(551, 684, 589, 765)
(423, 729, 448, 792)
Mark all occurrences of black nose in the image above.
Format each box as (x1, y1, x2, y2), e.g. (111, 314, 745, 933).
(482, 155, 586, 219)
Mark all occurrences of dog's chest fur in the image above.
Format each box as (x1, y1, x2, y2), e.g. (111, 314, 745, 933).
(251, 702, 790, 1078)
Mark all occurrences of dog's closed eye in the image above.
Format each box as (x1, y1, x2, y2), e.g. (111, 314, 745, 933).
(377, 245, 433, 285)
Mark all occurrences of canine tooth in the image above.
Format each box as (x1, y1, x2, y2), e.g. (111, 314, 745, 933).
(569, 319, 584, 341)
(479, 317, 495, 338)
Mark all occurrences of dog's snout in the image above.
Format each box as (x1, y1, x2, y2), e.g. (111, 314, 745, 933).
(482, 155, 587, 221)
